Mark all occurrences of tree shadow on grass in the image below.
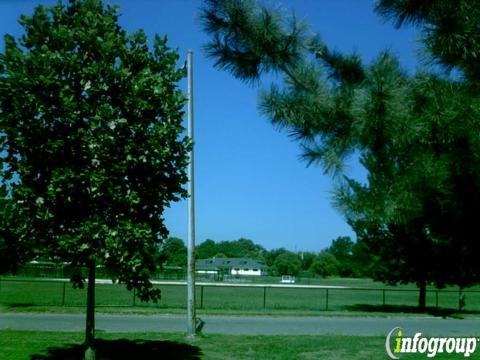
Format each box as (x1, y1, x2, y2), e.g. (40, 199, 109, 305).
(30, 338, 202, 360)
(5, 302, 36, 308)
(345, 304, 480, 318)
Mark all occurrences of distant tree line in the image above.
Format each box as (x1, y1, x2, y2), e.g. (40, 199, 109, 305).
(159, 236, 371, 278)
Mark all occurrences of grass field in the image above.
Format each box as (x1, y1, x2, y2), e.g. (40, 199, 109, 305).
(2, 277, 479, 359)
(2, 330, 474, 360)
(1, 277, 479, 315)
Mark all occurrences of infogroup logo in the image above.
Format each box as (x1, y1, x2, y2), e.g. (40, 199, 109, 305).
(385, 327, 479, 358)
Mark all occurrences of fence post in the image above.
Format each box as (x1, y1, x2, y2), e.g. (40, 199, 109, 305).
(133, 288, 136, 306)
(458, 289, 465, 311)
(62, 282, 66, 306)
(325, 289, 329, 311)
(200, 285, 204, 309)
(435, 290, 439, 309)
(382, 289, 386, 307)
(263, 287, 267, 310)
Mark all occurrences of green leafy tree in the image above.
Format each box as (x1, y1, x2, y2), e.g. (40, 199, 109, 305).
(0, 194, 27, 274)
(0, 1, 190, 358)
(272, 251, 301, 276)
(299, 251, 316, 271)
(196, 239, 218, 259)
(263, 247, 289, 268)
(350, 239, 372, 278)
(217, 238, 266, 259)
(159, 237, 187, 267)
(196, 238, 266, 260)
(327, 236, 354, 277)
(309, 251, 339, 278)
(200, 0, 480, 309)
(327, 236, 353, 260)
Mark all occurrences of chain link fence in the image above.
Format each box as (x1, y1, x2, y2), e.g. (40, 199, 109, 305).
(1, 277, 479, 313)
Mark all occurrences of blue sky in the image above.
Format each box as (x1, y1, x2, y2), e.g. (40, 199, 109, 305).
(0, 1, 419, 251)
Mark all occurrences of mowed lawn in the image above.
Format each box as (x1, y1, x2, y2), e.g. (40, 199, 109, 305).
(2, 278, 479, 358)
(1, 330, 470, 360)
(1, 277, 479, 314)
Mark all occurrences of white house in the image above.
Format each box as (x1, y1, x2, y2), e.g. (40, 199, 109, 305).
(196, 258, 267, 276)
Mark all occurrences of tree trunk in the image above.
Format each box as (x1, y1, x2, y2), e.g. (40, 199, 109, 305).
(85, 260, 96, 360)
(418, 280, 426, 311)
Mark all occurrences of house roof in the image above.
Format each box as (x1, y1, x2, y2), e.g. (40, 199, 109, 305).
(196, 258, 267, 271)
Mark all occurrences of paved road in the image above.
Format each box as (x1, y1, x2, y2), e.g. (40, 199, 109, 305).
(1, 313, 479, 336)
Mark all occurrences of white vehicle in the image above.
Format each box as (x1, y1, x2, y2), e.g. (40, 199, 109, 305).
(280, 275, 295, 284)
